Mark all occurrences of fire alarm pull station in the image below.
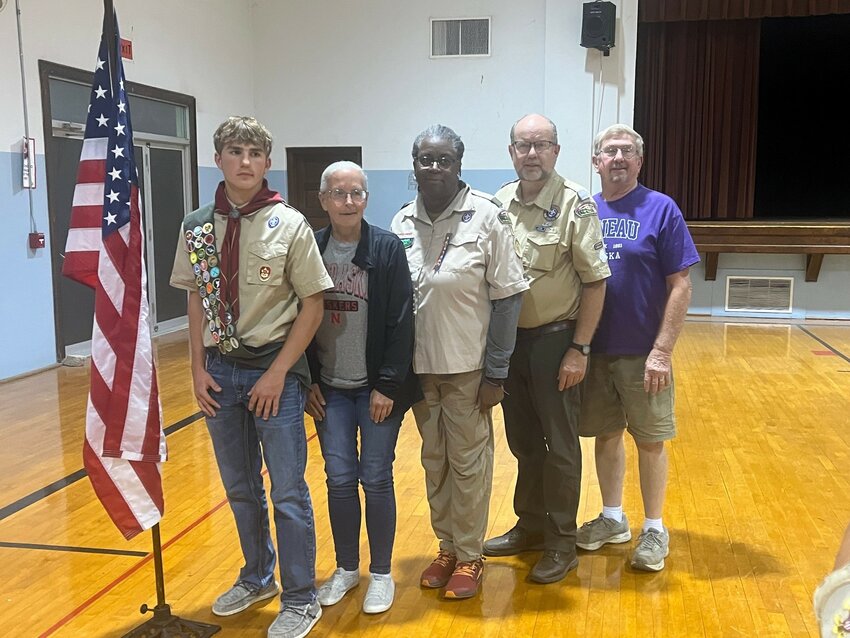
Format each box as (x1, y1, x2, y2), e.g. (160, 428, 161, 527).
(29, 232, 45, 249)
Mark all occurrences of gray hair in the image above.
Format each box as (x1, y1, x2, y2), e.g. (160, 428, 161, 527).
(411, 124, 464, 162)
(510, 114, 559, 144)
(319, 160, 368, 193)
(593, 124, 645, 158)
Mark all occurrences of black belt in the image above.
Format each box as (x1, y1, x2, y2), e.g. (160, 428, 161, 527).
(516, 319, 576, 340)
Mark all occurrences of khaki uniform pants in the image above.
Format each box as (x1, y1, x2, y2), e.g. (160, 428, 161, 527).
(412, 369, 493, 562)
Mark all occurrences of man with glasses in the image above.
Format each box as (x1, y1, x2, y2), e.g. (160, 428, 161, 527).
(391, 124, 528, 599)
(484, 114, 610, 584)
(576, 123, 698, 572)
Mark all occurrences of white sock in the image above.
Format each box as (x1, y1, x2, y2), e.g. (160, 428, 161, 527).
(602, 505, 623, 522)
(643, 517, 663, 533)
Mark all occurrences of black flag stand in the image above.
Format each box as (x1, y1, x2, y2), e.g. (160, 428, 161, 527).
(122, 525, 220, 638)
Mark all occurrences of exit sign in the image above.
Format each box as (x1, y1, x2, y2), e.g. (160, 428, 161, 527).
(121, 38, 133, 60)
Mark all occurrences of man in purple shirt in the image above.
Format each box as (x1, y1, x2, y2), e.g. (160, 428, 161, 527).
(576, 124, 699, 572)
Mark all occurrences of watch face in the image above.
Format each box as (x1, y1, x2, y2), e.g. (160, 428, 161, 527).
(571, 342, 590, 355)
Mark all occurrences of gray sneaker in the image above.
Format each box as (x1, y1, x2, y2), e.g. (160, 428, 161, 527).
(576, 513, 632, 551)
(212, 580, 279, 616)
(630, 526, 670, 572)
(268, 600, 322, 638)
(316, 567, 359, 606)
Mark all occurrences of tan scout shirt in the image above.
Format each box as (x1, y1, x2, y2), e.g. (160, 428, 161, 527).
(391, 184, 529, 375)
(495, 172, 610, 329)
(170, 202, 333, 348)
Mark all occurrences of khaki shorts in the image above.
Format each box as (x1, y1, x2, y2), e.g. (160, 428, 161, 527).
(579, 354, 676, 442)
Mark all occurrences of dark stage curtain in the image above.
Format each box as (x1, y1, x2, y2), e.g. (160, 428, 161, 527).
(634, 20, 760, 219)
(639, 0, 850, 21)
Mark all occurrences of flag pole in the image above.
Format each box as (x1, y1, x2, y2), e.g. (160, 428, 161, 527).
(97, 1, 218, 635)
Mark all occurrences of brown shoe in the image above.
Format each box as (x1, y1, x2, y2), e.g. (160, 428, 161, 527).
(420, 550, 457, 588)
(443, 558, 484, 599)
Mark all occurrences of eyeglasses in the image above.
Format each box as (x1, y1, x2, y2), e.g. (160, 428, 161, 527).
(325, 188, 368, 203)
(599, 145, 638, 160)
(415, 154, 457, 169)
(511, 140, 556, 155)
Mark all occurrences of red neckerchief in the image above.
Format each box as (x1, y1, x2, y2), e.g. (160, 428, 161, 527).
(214, 179, 283, 324)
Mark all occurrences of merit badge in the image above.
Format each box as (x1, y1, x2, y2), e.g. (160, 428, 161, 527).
(192, 225, 202, 237)
(576, 201, 597, 218)
(230, 337, 239, 349)
(268, 216, 280, 229)
(461, 211, 474, 223)
(200, 260, 208, 271)
(202, 222, 213, 234)
(259, 265, 271, 281)
(189, 252, 198, 265)
(545, 205, 560, 221)
(184, 230, 194, 242)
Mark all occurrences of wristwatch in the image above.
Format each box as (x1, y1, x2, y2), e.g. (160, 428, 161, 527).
(569, 342, 591, 356)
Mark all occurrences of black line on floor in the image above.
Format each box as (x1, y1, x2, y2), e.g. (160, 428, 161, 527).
(798, 326, 850, 364)
(0, 411, 203, 523)
(0, 541, 148, 557)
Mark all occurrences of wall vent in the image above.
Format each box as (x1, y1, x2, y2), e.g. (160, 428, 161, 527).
(431, 18, 490, 57)
(725, 276, 793, 313)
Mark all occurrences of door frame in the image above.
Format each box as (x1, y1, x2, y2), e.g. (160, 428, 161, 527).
(38, 60, 199, 360)
(286, 146, 362, 228)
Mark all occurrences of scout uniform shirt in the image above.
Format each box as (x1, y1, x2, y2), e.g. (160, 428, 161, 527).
(170, 201, 333, 351)
(495, 172, 610, 329)
(391, 183, 528, 375)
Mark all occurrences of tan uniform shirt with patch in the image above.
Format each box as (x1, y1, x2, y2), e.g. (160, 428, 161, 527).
(495, 172, 610, 329)
(391, 184, 529, 375)
(170, 201, 333, 348)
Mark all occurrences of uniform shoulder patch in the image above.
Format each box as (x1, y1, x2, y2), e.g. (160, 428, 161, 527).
(575, 199, 598, 218)
(399, 200, 415, 210)
(500, 178, 519, 189)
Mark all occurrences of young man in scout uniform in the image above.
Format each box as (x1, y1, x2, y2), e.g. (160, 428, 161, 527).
(170, 116, 333, 638)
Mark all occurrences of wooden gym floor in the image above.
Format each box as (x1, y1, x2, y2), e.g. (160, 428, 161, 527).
(1, 319, 848, 637)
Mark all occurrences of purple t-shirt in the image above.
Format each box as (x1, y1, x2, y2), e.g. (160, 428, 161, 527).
(592, 184, 700, 355)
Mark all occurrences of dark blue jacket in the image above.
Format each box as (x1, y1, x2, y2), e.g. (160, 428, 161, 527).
(307, 219, 422, 418)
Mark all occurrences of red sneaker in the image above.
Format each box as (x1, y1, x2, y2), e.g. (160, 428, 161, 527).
(443, 558, 484, 599)
(420, 551, 457, 588)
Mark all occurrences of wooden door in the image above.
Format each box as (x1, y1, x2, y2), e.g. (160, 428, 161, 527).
(286, 147, 362, 229)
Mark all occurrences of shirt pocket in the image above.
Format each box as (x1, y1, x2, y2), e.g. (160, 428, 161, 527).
(440, 232, 480, 273)
(245, 240, 288, 286)
(524, 232, 560, 272)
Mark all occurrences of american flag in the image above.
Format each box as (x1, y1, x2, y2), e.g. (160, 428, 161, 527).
(62, 10, 166, 540)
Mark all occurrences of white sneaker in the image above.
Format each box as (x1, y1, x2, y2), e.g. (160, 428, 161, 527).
(316, 568, 359, 606)
(362, 573, 395, 614)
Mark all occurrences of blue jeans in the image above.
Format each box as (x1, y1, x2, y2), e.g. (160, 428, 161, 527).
(204, 351, 316, 604)
(315, 386, 402, 574)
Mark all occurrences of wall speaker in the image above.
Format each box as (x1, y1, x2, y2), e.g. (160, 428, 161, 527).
(581, 1, 616, 52)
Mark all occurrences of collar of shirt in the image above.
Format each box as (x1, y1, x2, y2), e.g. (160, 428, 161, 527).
(408, 182, 474, 225)
(508, 172, 565, 212)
